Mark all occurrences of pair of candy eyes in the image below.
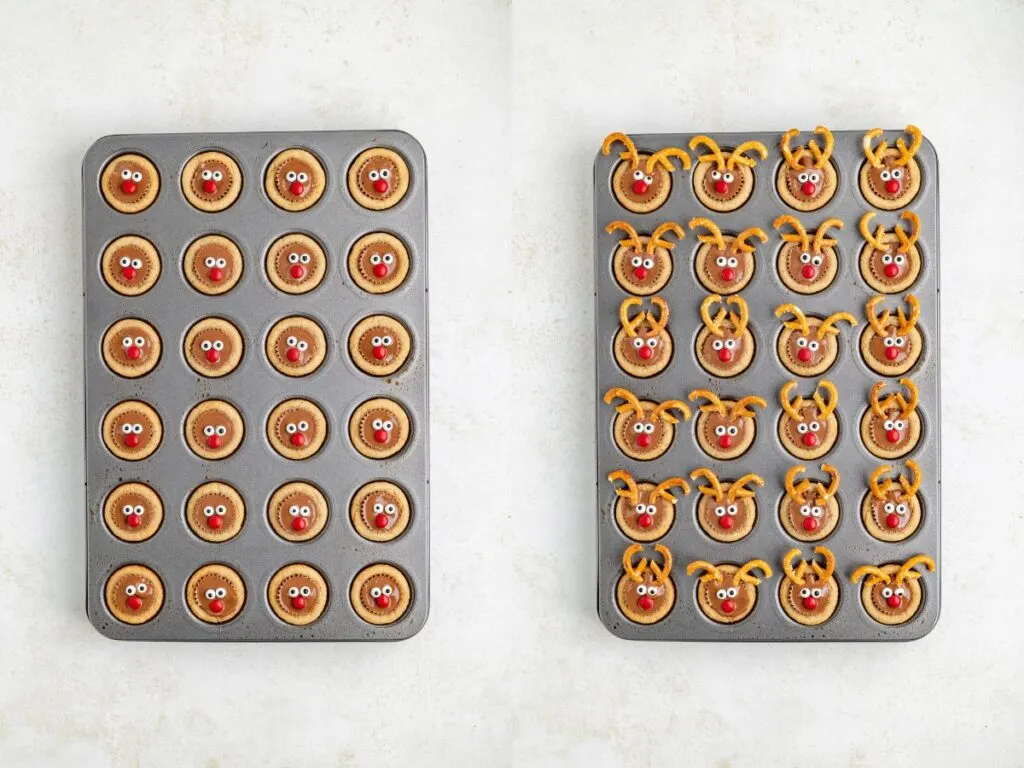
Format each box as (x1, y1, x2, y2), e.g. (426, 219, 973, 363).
(287, 252, 312, 264)
(120, 423, 144, 434)
(881, 586, 907, 599)
(121, 504, 145, 516)
(199, 340, 225, 352)
(796, 171, 822, 185)
(714, 425, 740, 437)
(795, 422, 823, 434)
(883, 502, 910, 515)
(798, 252, 824, 266)
(711, 338, 739, 351)
(199, 169, 224, 182)
(634, 584, 663, 597)
(367, 168, 392, 182)
(118, 256, 144, 269)
(883, 419, 907, 431)
(371, 419, 395, 431)
(799, 587, 825, 599)
(202, 425, 229, 437)
(630, 170, 655, 185)
(715, 256, 739, 268)
(121, 336, 147, 348)
(285, 421, 310, 434)
(368, 252, 396, 266)
(284, 171, 310, 183)
(631, 422, 656, 434)
(633, 503, 658, 515)
(124, 583, 149, 596)
(878, 168, 904, 182)
(204, 587, 228, 600)
(371, 336, 394, 347)
(714, 504, 739, 517)
(202, 505, 228, 516)
(285, 336, 310, 351)
(119, 169, 144, 183)
(715, 587, 740, 600)
(882, 336, 908, 348)
(630, 256, 655, 269)
(288, 505, 313, 518)
(709, 170, 736, 183)
(795, 337, 821, 352)
(287, 585, 313, 598)
(203, 256, 228, 268)
(369, 585, 395, 599)
(631, 337, 658, 350)
(799, 505, 824, 518)
(373, 502, 398, 515)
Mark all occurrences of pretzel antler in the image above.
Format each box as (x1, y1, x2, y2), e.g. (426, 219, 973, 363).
(726, 473, 764, 502)
(686, 560, 723, 583)
(775, 303, 810, 335)
(688, 217, 726, 251)
(869, 382, 894, 418)
(652, 477, 691, 502)
(774, 215, 811, 252)
(688, 135, 726, 170)
(608, 470, 640, 503)
(868, 465, 896, 500)
(784, 465, 812, 502)
(646, 296, 670, 336)
(894, 554, 935, 584)
(812, 218, 843, 252)
(648, 544, 673, 584)
(866, 295, 891, 336)
(895, 211, 920, 254)
(895, 378, 918, 419)
(602, 132, 640, 170)
(734, 559, 772, 585)
(783, 548, 809, 585)
(688, 388, 727, 416)
(690, 468, 724, 502)
(810, 546, 835, 582)
(646, 147, 692, 174)
(780, 381, 805, 421)
(817, 311, 857, 339)
(899, 459, 922, 497)
(813, 380, 838, 420)
(619, 297, 646, 337)
(727, 141, 769, 170)
(701, 294, 728, 336)
(851, 564, 892, 587)
(650, 399, 691, 424)
(604, 387, 645, 419)
(730, 395, 767, 420)
(732, 227, 769, 254)
(808, 126, 834, 168)
(780, 129, 808, 170)
(863, 128, 888, 169)
(648, 222, 686, 254)
(859, 211, 888, 252)
(606, 220, 642, 252)
(727, 296, 749, 337)
(814, 464, 840, 501)
(896, 295, 920, 336)
(622, 543, 648, 582)
(893, 125, 923, 167)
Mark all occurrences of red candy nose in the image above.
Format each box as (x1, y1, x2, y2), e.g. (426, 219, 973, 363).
(719, 515, 735, 530)
(374, 513, 390, 529)
(638, 595, 654, 611)
(632, 266, 648, 280)
(801, 180, 816, 196)
(372, 346, 388, 360)
(124, 433, 140, 448)
(718, 435, 733, 449)
(803, 517, 819, 532)
(202, 179, 218, 194)
(286, 347, 301, 363)
(802, 433, 818, 447)
(289, 181, 305, 196)
(721, 599, 736, 614)
(126, 513, 141, 528)
(209, 599, 224, 614)
(208, 267, 223, 282)
(206, 434, 222, 449)
(373, 179, 389, 194)
(375, 594, 391, 608)
(292, 517, 308, 531)
(801, 264, 816, 280)
(126, 595, 143, 611)
(713, 180, 729, 194)
(373, 428, 389, 443)
(289, 264, 306, 280)
(886, 513, 901, 529)
(290, 432, 307, 447)
(638, 346, 653, 360)
(121, 266, 137, 280)
(632, 180, 649, 195)
(205, 349, 220, 363)
(802, 596, 818, 610)
(886, 428, 901, 443)
(126, 345, 142, 360)
(637, 513, 653, 529)
(121, 179, 137, 195)
(885, 346, 900, 360)
(717, 348, 733, 362)
(636, 433, 651, 448)
(887, 594, 903, 608)
(208, 515, 223, 530)
(291, 596, 306, 610)
(885, 179, 901, 194)
(884, 263, 900, 278)
(372, 263, 389, 278)
(797, 348, 812, 362)
(721, 267, 736, 282)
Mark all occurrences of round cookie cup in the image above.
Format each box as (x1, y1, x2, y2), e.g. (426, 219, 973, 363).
(861, 491, 923, 543)
(612, 327, 673, 379)
(185, 481, 246, 543)
(859, 325, 924, 377)
(347, 148, 411, 211)
(347, 232, 411, 295)
(613, 482, 676, 543)
(695, 493, 757, 543)
(265, 148, 327, 212)
(186, 563, 246, 625)
(350, 563, 413, 625)
(348, 314, 413, 377)
(101, 235, 161, 296)
(266, 398, 329, 460)
(348, 398, 411, 460)
(859, 152, 922, 210)
(268, 481, 330, 542)
(777, 413, 840, 461)
(611, 237, 673, 296)
(859, 409, 922, 460)
(183, 400, 245, 461)
(776, 325, 840, 378)
(858, 564, 925, 625)
(265, 315, 328, 378)
(182, 234, 245, 295)
(609, 154, 673, 214)
(778, 495, 841, 542)
(776, 242, 840, 295)
(859, 239, 923, 294)
(693, 565, 758, 625)
(268, 563, 330, 626)
(266, 232, 329, 294)
(693, 240, 756, 295)
(102, 400, 163, 461)
(103, 482, 164, 543)
(779, 575, 840, 627)
(694, 327, 756, 378)
(775, 159, 839, 212)
(104, 564, 164, 625)
(101, 318, 162, 379)
(350, 480, 412, 543)
(692, 162, 755, 213)
(181, 150, 243, 212)
(183, 317, 246, 378)
(100, 153, 160, 214)
(615, 573, 676, 625)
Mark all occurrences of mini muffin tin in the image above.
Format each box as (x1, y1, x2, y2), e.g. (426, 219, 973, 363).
(84, 130, 428, 641)
(594, 129, 940, 641)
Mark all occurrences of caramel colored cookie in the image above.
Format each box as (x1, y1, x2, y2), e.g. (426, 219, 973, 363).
(101, 318, 162, 378)
(616, 544, 676, 625)
(778, 381, 840, 460)
(779, 548, 840, 626)
(861, 295, 924, 376)
(347, 232, 411, 295)
(689, 218, 766, 295)
(613, 297, 672, 378)
(862, 462, 924, 542)
(602, 134, 691, 214)
(348, 314, 412, 377)
(103, 482, 163, 543)
(184, 400, 245, 461)
(610, 236, 674, 296)
(852, 556, 935, 626)
(184, 317, 245, 378)
(181, 151, 243, 212)
(266, 233, 328, 294)
(100, 153, 160, 213)
(776, 128, 839, 212)
(860, 127, 923, 210)
(775, 306, 856, 378)
(689, 468, 763, 544)
(779, 464, 842, 542)
(183, 234, 244, 295)
(186, 564, 246, 624)
(348, 398, 411, 460)
(185, 481, 246, 542)
(266, 316, 328, 377)
(350, 480, 411, 542)
(690, 392, 765, 461)
(102, 400, 162, 461)
(350, 563, 412, 625)
(695, 296, 755, 378)
(268, 563, 329, 626)
(689, 135, 766, 213)
(604, 389, 690, 462)
(104, 564, 164, 625)
(347, 148, 411, 211)
(265, 148, 326, 211)
(777, 240, 840, 295)
(688, 560, 771, 625)
(268, 481, 330, 542)
(860, 407, 922, 460)
(859, 212, 923, 294)
(608, 472, 689, 543)
(267, 398, 328, 460)
(101, 235, 161, 296)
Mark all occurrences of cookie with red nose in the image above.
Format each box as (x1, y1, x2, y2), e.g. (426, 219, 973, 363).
(348, 398, 411, 460)
(690, 469, 763, 544)
(612, 297, 673, 379)
(616, 544, 675, 624)
(265, 147, 326, 211)
(100, 153, 160, 213)
(101, 235, 161, 296)
(602, 133, 691, 215)
(607, 221, 683, 297)
(350, 480, 411, 542)
(184, 400, 245, 461)
(774, 216, 843, 295)
(347, 232, 411, 295)
(779, 547, 840, 626)
(269, 563, 330, 626)
(604, 388, 691, 462)
(860, 295, 924, 377)
(690, 390, 765, 461)
(859, 126, 923, 210)
(183, 234, 244, 295)
(268, 481, 329, 542)
(779, 465, 841, 542)
(103, 482, 164, 543)
(181, 150, 243, 212)
(102, 400, 163, 461)
(186, 564, 246, 624)
(859, 212, 923, 294)
(778, 380, 841, 460)
(266, 233, 328, 294)
(687, 559, 772, 625)
(862, 462, 924, 542)
(776, 127, 839, 212)
(185, 481, 246, 542)
(689, 218, 766, 295)
(267, 398, 328, 460)
(348, 314, 413, 377)
(102, 318, 162, 378)
(104, 564, 164, 625)
(775, 305, 857, 378)
(608, 471, 688, 543)
(350, 563, 412, 625)
(851, 555, 935, 626)
(266, 316, 327, 377)
(689, 135, 767, 213)
(860, 379, 922, 460)
(347, 147, 411, 211)
(184, 317, 245, 378)
(695, 294, 756, 378)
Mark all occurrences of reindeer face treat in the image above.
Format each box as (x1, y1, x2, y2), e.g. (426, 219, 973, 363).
(602, 133, 691, 214)
(606, 221, 683, 296)
(860, 126, 923, 210)
(689, 135, 768, 212)
(773, 216, 843, 295)
(687, 560, 772, 624)
(688, 390, 765, 460)
(603, 388, 690, 461)
(613, 297, 673, 378)
(778, 380, 839, 460)
(861, 295, 923, 376)
(852, 555, 936, 625)
(690, 469, 763, 543)
(862, 462, 923, 542)
(617, 544, 676, 624)
(696, 295, 755, 377)
(85, 131, 428, 642)
(775, 305, 857, 377)
(780, 547, 839, 626)
(608, 471, 689, 542)
(859, 212, 922, 294)
(777, 127, 839, 211)
(861, 379, 922, 459)
(780, 465, 841, 542)
(689, 218, 767, 295)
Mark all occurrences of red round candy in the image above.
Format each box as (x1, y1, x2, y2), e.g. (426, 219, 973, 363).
(208, 267, 223, 282)
(887, 594, 902, 608)
(292, 517, 308, 531)
(637, 346, 653, 360)
(885, 346, 900, 360)
(126, 595, 143, 610)
(206, 434, 222, 449)
(208, 515, 223, 530)
(797, 347, 812, 363)
(205, 349, 220, 363)
(373, 179, 389, 194)
(802, 433, 818, 447)
(202, 179, 218, 194)
(286, 347, 301, 363)
(637, 512, 653, 529)
(291, 596, 306, 610)
(121, 266, 137, 280)
(801, 264, 816, 280)
(718, 434, 733, 449)
(636, 433, 651, 448)
(126, 513, 141, 528)
(289, 264, 305, 280)
(884, 263, 900, 278)
(719, 515, 734, 530)
(717, 348, 733, 362)
(713, 180, 728, 195)
(375, 594, 391, 608)
(289, 181, 305, 196)
(632, 180, 649, 195)
(374, 513, 390, 529)
(885, 512, 901, 529)
(126, 345, 142, 360)
(802, 595, 818, 610)
(373, 428, 389, 444)
(209, 599, 224, 614)
(124, 433, 140, 448)
(632, 266, 648, 280)
(801, 180, 816, 196)
(885, 179, 901, 194)
(803, 517, 819, 531)
(372, 346, 388, 360)
(638, 595, 654, 611)
(290, 432, 307, 447)
(372, 263, 389, 278)
(121, 179, 137, 195)
(720, 599, 736, 614)
(886, 428, 901, 443)
(721, 267, 736, 282)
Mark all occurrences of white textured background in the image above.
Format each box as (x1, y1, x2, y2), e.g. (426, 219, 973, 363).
(0, 0, 1021, 765)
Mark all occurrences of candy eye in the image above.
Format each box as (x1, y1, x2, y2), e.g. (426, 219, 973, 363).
(382, 336, 393, 346)
(635, 584, 648, 596)
(119, 256, 132, 267)
(121, 337, 133, 348)
(797, 423, 808, 434)
(724, 339, 737, 350)
(881, 254, 893, 264)
(286, 336, 298, 347)
(213, 171, 223, 181)
(893, 420, 906, 430)
(370, 586, 383, 598)
(646, 338, 657, 348)
(811, 588, 823, 598)
(212, 340, 224, 351)
(796, 337, 808, 348)
(642, 258, 654, 269)
(799, 252, 811, 264)
(380, 168, 390, 180)
(381, 584, 394, 596)
(811, 255, 823, 266)
(632, 170, 644, 181)
(288, 587, 299, 597)
(883, 419, 894, 430)
(896, 503, 909, 514)
(883, 337, 895, 348)
(726, 504, 738, 515)
(808, 341, 819, 352)
(137, 583, 148, 593)
(200, 340, 212, 351)
(203, 506, 215, 517)
(285, 171, 297, 182)
(726, 587, 739, 598)
(203, 256, 215, 268)
(631, 256, 643, 267)
(799, 587, 811, 598)
(132, 171, 143, 182)
(727, 257, 738, 268)
(643, 175, 653, 185)
(632, 337, 644, 349)
(642, 423, 655, 434)
(125, 585, 136, 596)
(810, 506, 823, 518)
(288, 253, 300, 264)
(297, 420, 309, 431)
(201, 170, 213, 180)
(881, 587, 893, 598)
(215, 258, 226, 268)
(645, 504, 657, 515)
(712, 339, 724, 350)
(120, 169, 132, 180)
(368, 170, 380, 181)
(371, 336, 383, 347)
(122, 504, 134, 515)
(894, 337, 906, 347)
(894, 587, 906, 596)
(288, 505, 300, 517)
(714, 425, 727, 436)
(883, 502, 896, 513)
(299, 253, 311, 264)
(808, 172, 821, 184)
(299, 506, 311, 517)
(205, 589, 217, 599)
(797, 172, 809, 183)
(710, 170, 721, 180)
(215, 587, 227, 598)
(215, 425, 227, 436)
(297, 172, 309, 183)
(799, 505, 811, 517)
(714, 506, 726, 517)
(297, 340, 309, 351)
(383, 420, 394, 431)
(727, 425, 738, 436)
(722, 172, 734, 183)
(891, 169, 902, 180)
(880, 170, 891, 181)
(715, 256, 727, 267)
(373, 419, 384, 430)
(715, 589, 727, 599)
(134, 336, 145, 347)
(894, 254, 905, 265)
(203, 425, 215, 436)
(808, 421, 820, 432)
(285, 423, 298, 434)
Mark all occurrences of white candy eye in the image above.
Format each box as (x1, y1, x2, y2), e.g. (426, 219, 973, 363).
(726, 587, 739, 598)
(125, 585, 136, 596)
(880, 170, 891, 181)
(726, 504, 738, 515)
(368, 253, 382, 266)
(884, 502, 896, 513)
(723, 172, 734, 183)
(286, 336, 298, 347)
(727, 425, 738, 436)
(380, 169, 390, 180)
(373, 502, 385, 514)
(796, 337, 808, 348)
(883, 337, 895, 348)
(645, 338, 657, 348)
(382, 253, 394, 264)
(203, 426, 215, 436)
(800, 587, 811, 598)
(120, 169, 132, 180)
(288, 252, 300, 264)
(642, 423, 655, 434)
(382, 336, 393, 346)
(119, 256, 132, 267)
(204, 256, 217, 268)
(893, 420, 906, 430)
(381, 585, 394, 596)
(368, 170, 380, 181)
(288, 505, 300, 517)
(714, 506, 726, 517)
(881, 587, 893, 598)
(297, 172, 309, 183)
(724, 338, 737, 350)
(203, 506, 214, 517)
(134, 336, 145, 347)
(642, 258, 654, 269)
(215, 587, 227, 598)
(808, 421, 820, 433)
(797, 423, 808, 434)
(297, 340, 309, 351)
(299, 506, 311, 517)
(710, 170, 721, 180)
(727, 257, 738, 268)
(894, 255, 905, 265)
(300, 586, 311, 597)
(808, 172, 820, 184)
(288, 587, 299, 597)
(716, 256, 728, 267)
(808, 341, 819, 352)
(811, 506, 823, 518)
(799, 505, 811, 517)
(132, 424, 143, 434)
(811, 255, 823, 266)
(631, 255, 643, 267)
(714, 425, 727, 436)
(632, 170, 644, 181)
(201, 170, 213, 180)
(645, 505, 657, 516)
(896, 503, 909, 514)
(716, 589, 728, 599)
(635, 584, 648, 596)
(383, 420, 394, 431)
(200, 340, 213, 351)
(799, 252, 811, 264)
(215, 425, 227, 436)
(797, 172, 809, 183)
(131, 258, 143, 269)
(894, 337, 906, 347)
(215, 505, 227, 516)
(132, 171, 143, 182)
(811, 588, 823, 598)
(212, 340, 224, 351)
(373, 419, 384, 430)
(300, 253, 311, 263)
(371, 336, 383, 346)
(122, 337, 133, 348)
(370, 586, 383, 599)
(883, 419, 894, 430)
(122, 504, 134, 515)
(643, 175, 653, 185)
(213, 171, 223, 181)
(285, 171, 297, 182)
(892, 169, 902, 180)
(205, 589, 217, 599)
(137, 583, 148, 593)
(632, 337, 644, 349)
(881, 254, 893, 264)
(215, 258, 226, 268)
(298, 420, 309, 431)
(712, 339, 724, 350)
(285, 423, 298, 434)
(894, 587, 906, 596)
